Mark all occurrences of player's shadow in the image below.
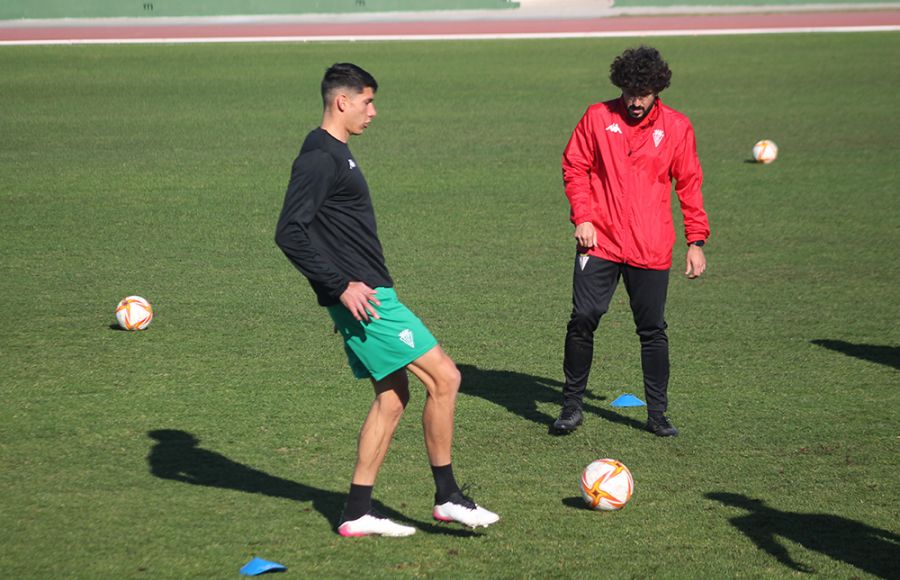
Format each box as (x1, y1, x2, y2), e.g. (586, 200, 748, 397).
(457, 364, 645, 434)
(811, 339, 900, 370)
(706, 492, 900, 578)
(146, 429, 475, 536)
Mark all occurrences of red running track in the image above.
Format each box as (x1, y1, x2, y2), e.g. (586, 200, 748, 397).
(1, 10, 898, 43)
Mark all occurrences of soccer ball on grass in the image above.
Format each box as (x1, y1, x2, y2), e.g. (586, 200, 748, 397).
(752, 139, 778, 164)
(580, 458, 634, 511)
(115, 296, 153, 330)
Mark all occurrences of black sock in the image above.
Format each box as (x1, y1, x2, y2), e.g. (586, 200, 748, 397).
(342, 483, 373, 522)
(431, 463, 460, 504)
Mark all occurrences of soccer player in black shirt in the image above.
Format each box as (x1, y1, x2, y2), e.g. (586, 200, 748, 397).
(276, 63, 498, 537)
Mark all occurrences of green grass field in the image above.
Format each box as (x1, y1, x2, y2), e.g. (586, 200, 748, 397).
(1, 33, 898, 578)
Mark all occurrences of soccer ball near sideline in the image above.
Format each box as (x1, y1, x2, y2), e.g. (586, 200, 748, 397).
(116, 296, 153, 330)
(752, 139, 778, 164)
(580, 458, 634, 511)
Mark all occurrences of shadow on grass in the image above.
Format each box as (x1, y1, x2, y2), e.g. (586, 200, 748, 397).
(811, 339, 900, 370)
(561, 497, 586, 510)
(706, 492, 900, 578)
(146, 429, 476, 537)
(457, 364, 645, 434)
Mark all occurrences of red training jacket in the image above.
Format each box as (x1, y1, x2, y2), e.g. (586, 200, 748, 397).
(562, 97, 710, 270)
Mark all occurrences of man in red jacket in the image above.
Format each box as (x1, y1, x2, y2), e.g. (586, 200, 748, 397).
(553, 46, 710, 437)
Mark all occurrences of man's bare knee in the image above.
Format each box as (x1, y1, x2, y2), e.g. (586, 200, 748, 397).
(433, 359, 461, 400)
(409, 346, 461, 400)
(378, 394, 407, 420)
(445, 362, 461, 390)
(374, 371, 410, 417)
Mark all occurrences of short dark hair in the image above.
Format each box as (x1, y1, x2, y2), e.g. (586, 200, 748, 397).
(609, 46, 672, 95)
(321, 62, 378, 109)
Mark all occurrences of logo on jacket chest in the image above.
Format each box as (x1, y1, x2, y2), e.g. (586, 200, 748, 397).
(605, 123, 623, 134)
(653, 130, 665, 148)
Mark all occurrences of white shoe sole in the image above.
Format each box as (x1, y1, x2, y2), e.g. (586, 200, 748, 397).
(433, 504, 500, 528)
(338, 515, 416, 537)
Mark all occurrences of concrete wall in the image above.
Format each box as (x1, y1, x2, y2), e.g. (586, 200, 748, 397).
(1, 0, 518, 20)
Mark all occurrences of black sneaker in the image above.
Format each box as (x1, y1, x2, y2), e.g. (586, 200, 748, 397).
(646, 414, 678, 437)
(552, 406, 583, 433)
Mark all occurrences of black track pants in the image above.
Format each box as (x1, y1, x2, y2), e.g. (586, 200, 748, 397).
(562, 254, 671, 413)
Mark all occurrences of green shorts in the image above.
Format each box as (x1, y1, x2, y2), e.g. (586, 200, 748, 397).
(327, 287, 438, 381)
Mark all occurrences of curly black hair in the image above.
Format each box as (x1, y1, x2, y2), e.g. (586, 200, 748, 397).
(609, 46, 672, 95)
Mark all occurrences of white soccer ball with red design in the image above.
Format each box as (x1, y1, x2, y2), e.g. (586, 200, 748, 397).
(116, 296, 153, 330)
(752, 139, 778, 164)
(580, 458, 634, 511)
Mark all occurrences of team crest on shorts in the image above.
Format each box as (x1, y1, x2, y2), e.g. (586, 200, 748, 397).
(399, 329, 415, 348)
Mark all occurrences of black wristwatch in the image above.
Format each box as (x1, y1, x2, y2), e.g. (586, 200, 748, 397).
(689, 240, 706, 247)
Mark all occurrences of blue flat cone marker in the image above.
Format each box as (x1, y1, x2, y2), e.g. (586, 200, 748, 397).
(611, 393, 646, 407)
(240, 557, 286, 576)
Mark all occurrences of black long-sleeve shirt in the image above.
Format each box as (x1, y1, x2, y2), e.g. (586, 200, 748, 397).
(275, 128, 393, 306)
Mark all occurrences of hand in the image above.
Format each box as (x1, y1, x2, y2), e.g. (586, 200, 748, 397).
(685, 245, 706, 279)
(574, 222, 597, 249)
(340, 282, 381, 321)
